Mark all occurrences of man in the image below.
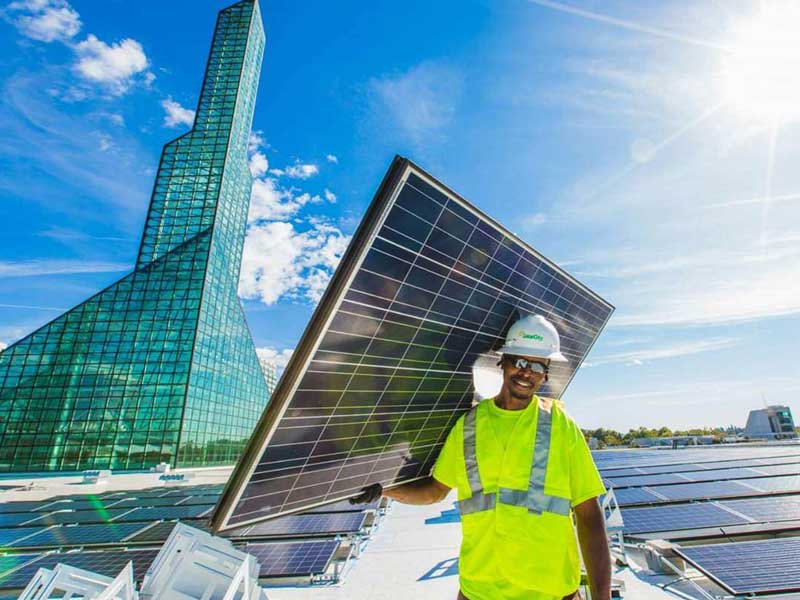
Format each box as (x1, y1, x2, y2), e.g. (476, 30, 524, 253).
(352, 315, 611, 600)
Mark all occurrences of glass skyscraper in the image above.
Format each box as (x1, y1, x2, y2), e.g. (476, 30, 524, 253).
(0, 0, 269, 472)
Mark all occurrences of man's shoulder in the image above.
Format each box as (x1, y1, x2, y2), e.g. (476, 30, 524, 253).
(538, 396, 579, 426)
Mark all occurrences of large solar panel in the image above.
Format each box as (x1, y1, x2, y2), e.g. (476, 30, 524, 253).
(213, 158, 613, 531)
(244, 541, 340, 578)
(677, 538, 800, 594)
(0, 549, 159, 592)
(621, 503, 749, 535)
(646, 480, 763, 502)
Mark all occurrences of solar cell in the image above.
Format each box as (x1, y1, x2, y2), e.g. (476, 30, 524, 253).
(24, 508, 135, 526)
(0, 550, 159, 592)
(612, 487, 665, 506)
(305, 498, 379, 513)
(605, 473, 692, 488)
(752, 463, 800, 477)
(720, 495, 800, 523)
(651, 480, 758, 501)
(0, 513, 38, 527)
(746, 474, 800, 493)
(244, 541, 340, 577)
(0, 554, 38, 580)
(8, 523, 149, 549)
(213, 158, 613, 531)
(234, 512, 366, 538)
(0, 500, 67, 514)
(111, 505, 214, 522)
(0, 527, 47, 547)
(678, 538, 800, 594)
(621, 503, 749, 535)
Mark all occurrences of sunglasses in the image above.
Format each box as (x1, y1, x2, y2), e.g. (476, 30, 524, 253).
(505, 356, 548, 374)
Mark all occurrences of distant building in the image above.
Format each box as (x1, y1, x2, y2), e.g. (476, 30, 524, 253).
(744, 405, 797, 440)
(258, 357, 278, 395)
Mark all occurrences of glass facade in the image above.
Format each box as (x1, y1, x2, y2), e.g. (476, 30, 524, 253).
(0, 0, 269, 472)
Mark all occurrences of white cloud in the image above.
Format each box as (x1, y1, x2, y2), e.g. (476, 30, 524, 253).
(239, 220, 350, 305)
(590, 338, 738, 367)
(7, 0, 80, 42)
(97, 133, 112, 152)
(0, 259, 129, 278)
(256, 347, 294, 371)
(283, 163, 319, 179)
(367, 62, 463, 147)
(161, 97, 195, 128)
(0, 341, 7, 352)
(521, 212, 546, 228)
(74, 34, 150, 95)
(248, 152, 268, 178)
(326, 154, 338, 164)
(323, 188, 337, 203)
(248, 178, 323, 222)
(248, 131, 266, 154)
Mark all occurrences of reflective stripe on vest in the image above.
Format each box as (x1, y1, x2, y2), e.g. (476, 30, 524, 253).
(457, 403, 571, 516)
(455, 408, 496, 514)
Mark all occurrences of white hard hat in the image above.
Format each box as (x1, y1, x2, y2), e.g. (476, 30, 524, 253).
(497, 314, 568, 363)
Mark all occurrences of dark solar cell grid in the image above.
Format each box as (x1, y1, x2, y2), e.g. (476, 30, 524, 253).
(239, 512, 366, 538)
(8, 523, 148, 549)
(0, 549, 160, 592)
(753, 464, 800, 477)
(746, 474, 800, 493)
(597, 467, 644, 477)
(26, 508, 135, 526)
(653, 480, 758, 501)
(178, 496, 223, 506)
(0, 554, 38, 581)
(244, 541, 339, 577)
(123, 496, 192, 508)
(678, 538, 800, 594)
(605, 473, 692, 488)
(50, 498, 133, 512)
(0, 513, 38, 527)
(621, 503, 749, 535)
(305, 498, 379, 513)
(113, 505, 214, 522)
(720, 495, 800, 523)
(612, 487, 665, 506)
(0, 527, 47, 546)
(217, 161, 613, 529)
(0, 501, 67, 514)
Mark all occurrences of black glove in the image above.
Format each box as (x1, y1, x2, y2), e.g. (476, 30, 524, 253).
(349, 483, 383, 505)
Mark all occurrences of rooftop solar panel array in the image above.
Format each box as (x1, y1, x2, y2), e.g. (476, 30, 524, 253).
(677, 537, 800, 594)
(214, 158, 613, 530)
(595, 446, 800, 472)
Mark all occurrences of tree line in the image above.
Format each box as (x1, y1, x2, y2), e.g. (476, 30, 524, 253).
(582, 426, 741, 448)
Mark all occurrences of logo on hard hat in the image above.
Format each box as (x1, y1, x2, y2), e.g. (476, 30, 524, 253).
(518, 331, 544, 342)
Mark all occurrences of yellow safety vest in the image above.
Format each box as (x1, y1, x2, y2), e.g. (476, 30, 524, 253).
(455, 396, 582, 597)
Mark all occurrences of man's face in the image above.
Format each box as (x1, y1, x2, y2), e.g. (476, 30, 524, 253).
(501, 355, 549, 401)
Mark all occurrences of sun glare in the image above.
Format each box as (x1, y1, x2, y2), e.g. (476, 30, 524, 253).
(723, 2, 800, 122)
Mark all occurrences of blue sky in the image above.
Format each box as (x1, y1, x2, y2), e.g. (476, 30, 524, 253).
(1, 0, 799, 432)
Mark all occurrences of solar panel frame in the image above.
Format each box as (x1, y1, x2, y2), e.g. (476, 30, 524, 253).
(232, 512, 367, 538)
(621, 503, 750, 535)
(212, 157, 613, 531)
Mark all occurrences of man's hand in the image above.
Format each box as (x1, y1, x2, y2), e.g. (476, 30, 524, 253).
(349, 483, 383, 505)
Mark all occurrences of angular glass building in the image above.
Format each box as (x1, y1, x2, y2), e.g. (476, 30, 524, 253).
(0, 0, 269, 472)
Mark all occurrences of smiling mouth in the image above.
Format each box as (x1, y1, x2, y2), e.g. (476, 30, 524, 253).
(512, 379, 533, 388)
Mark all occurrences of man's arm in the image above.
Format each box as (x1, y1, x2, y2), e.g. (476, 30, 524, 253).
(384, 476, 451, 505)
(573, 497, 611, 600)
